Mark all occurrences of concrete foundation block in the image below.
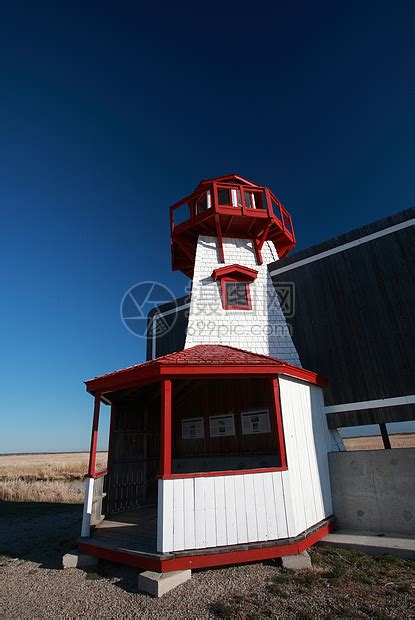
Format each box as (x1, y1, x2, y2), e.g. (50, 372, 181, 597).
(319, 531, 415, 560)
(62, 550, 99, 569)
(138, 569, 191, 597)
(281, 550, 312, 570)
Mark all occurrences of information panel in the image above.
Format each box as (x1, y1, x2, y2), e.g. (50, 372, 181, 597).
(241, 410, 271, 435)
(182, 417, 204, 439)
(209, 414, 235, 437)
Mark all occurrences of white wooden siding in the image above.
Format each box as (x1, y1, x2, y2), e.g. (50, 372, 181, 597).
(157, 379, 336, 553)
(279, 376, 334, 528)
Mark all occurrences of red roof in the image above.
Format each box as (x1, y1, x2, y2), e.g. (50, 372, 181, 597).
(194, 173, 261, 192)
(85, 345, 327, 394)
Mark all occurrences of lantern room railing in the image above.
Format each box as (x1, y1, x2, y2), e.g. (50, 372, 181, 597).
(170, 180, 295, 243)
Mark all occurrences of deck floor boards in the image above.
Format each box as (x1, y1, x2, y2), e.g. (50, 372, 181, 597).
(90, 506, 158, 554)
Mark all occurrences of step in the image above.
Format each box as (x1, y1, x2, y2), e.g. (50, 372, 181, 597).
(319, 530, 415, 560)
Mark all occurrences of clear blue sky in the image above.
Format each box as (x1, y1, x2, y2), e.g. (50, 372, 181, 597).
(0, 2, 414, 452)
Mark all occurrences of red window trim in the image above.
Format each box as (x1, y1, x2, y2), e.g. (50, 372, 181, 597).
(221, 277, 252, 310)
(160, 377, 288, 480)
(212, 264, 258, 311)
(212, 264, 258, 281)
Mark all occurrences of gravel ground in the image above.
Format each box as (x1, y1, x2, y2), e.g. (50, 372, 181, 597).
(0, 502, 414, 619)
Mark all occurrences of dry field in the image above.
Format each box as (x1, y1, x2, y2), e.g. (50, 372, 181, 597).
(0, 435, 414, 503)
(0, 452, 107, 503)
(344, 433, 415, 451)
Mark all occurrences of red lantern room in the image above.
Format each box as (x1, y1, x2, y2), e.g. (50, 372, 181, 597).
(170, 174, 296, 277)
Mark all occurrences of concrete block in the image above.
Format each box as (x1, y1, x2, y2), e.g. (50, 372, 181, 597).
(329, 449, 415, 536)
(319, 531, 415, 560)
(62, 550, 99, 569)
(138, 569, 191, 597)
(281, 550, 312, 570)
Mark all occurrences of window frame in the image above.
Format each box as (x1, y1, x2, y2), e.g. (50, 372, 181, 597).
(221, 277, 252, 310)
(195, 191, 211, 215)
(212, 264, 258, 312)
(160, 377, 289, 480)
(216, 186, 233, 207)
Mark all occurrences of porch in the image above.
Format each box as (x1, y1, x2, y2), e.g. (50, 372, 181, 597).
(80, 344, 328, 569)
(79, 509, 333, 572)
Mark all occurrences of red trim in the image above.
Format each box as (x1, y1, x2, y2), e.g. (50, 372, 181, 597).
(196, 174, 261, 190)
(86, 366, 326, 396)
(160, 378, 172, 476)
(271, 377, 288, 469)
(87, 393, 101, 477)
(78, 542, 161, 571)
(86, 365, 160, 394)
(159, 466, 288, 480)
(163, 522, 333, 572)
(79, 520, 333, 573)
(257, 224, 272, 254)
(212, 264, 258, 281)
(90, 468, 108, 479)
(253, 238, 262, 265)
(106, 404, 115, 475)
(159, 365, 327, 387)
(214, 213, 225, 263)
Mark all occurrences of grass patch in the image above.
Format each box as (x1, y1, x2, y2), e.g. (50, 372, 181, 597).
(0, 452, 107, 482)
(210, 595, 247, 618)
(323, 564, 346, 581)
(352, 571, 376, 585)
(85, 571, 105, 580)
(210, 601, 237, 618)
(294, 570, 321, 588)
(0, 452, 107, 503)
(267, 583, 288, 597)
(0, 480, 84, 504)
(272, 568, 295, 585)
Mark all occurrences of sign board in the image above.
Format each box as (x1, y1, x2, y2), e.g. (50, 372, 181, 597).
(241, 410, 271, 435)
(182, 417, 204, 439)
(209, 414, 235, 437)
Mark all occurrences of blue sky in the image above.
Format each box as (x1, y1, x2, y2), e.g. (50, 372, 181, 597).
(0, 2, 414, 452)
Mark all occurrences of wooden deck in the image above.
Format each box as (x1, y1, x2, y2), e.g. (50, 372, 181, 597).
(88, 506, 158, 556)
(79, 512, 334, 572)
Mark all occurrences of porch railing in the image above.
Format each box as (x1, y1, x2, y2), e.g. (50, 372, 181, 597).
(90, 469, 107, 527)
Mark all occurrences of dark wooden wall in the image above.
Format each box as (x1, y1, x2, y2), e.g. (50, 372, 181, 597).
(146, 295, 190, 360)
(172, 378, 281, 472)
(106, 385, 160, 514)
(270, 209, 415, 406)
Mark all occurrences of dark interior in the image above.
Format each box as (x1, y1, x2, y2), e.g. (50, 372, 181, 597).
(171, 377, 281, 473)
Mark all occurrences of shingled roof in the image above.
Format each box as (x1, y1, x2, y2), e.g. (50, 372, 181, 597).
(85, 344, 326, 394)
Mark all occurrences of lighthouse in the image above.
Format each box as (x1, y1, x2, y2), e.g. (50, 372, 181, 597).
(79, 174, 343, 582)
(170, 174, 300, 364)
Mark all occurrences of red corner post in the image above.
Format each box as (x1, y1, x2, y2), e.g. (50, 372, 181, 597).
(88, 392, 101, 478)
(160, 379, 172, 477)
(271, 377, 288, 469)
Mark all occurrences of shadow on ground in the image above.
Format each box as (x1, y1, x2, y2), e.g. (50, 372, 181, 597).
(0, 501, 141, 590)
(0, 501, 82, 569)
